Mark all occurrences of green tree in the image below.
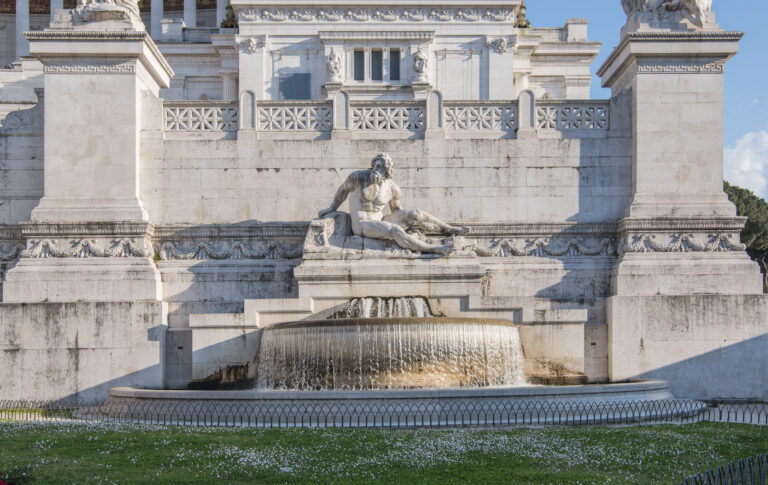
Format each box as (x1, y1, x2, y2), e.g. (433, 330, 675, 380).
(724, 181, 768, 290)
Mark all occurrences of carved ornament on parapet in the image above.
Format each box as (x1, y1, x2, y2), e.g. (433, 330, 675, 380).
(237, 37, 266, 55)
(486, 38, 510, 54)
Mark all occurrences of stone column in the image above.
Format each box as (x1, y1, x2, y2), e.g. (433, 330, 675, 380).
(216, 0, 226, 28)
(184, 0, 196, 29)
(15, 0, 29, 59)
(49, 0, 63, 23)
(150, 0, 163, 39)
(220, 71, 237, 101)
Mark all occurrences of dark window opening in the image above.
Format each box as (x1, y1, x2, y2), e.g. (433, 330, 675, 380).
(390, 49, 401, 81)
(354, 50, 365, 81)
(279, 73, 311, 100)
(371, 50, 383, 81)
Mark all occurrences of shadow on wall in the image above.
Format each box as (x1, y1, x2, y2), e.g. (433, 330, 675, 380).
(156, 220, 304, 389)
(635, 333, 768, 401)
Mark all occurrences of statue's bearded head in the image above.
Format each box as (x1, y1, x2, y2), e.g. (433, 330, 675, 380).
(370, 153, 394, 184)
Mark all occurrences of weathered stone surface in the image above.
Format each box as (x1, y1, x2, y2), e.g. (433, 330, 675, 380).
(607, 295, 768, 400)
(0, 301, 165, 402)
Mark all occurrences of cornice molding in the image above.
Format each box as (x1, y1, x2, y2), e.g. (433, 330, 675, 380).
(617, 217, 746, 233)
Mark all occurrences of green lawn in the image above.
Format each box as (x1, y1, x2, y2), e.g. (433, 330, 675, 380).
(0, 421, 766, 484)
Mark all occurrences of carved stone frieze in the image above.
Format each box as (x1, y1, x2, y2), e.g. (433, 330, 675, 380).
(636, 60, 723, 74)
(474, 237, 616, 257)
(158, 240, 302, 260)
(239, 7, 516, 24)
(618, 233, 746, 255)
(21, 238, 152, 258)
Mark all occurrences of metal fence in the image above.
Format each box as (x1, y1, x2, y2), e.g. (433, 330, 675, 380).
(680, 453, 768, 485)
(0, 399, 766, 429)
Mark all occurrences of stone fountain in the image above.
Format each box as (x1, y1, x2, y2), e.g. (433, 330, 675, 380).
(256, 297, 526, 391)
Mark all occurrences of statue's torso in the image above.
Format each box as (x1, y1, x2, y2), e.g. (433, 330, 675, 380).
(348, 175, 395, 235)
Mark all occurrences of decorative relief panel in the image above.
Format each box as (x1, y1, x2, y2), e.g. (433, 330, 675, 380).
(636, 61, 724, 74)
(21, 238, 151, 258)
(474, 237, 616, 257)
(158, 240, 302, 260)
(619, 233, 746, 254)
(485, 38, 510, 54)
(164, 104, 239, 132)
(44, 61, 136, 74)
(237, 37, 266, 54)
(536, 102, 609, 131)
(239, 7, 515, 23)
(444, 104, 517, 131)
(258, 104, 333, 132)
(351, 104, 425, 131)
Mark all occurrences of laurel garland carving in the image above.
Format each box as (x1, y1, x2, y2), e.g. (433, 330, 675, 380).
(21, 238, 151, 258)
(474, 237, 616, 257)
(158, 240, 302, 260)
(618, 233, 746, 255)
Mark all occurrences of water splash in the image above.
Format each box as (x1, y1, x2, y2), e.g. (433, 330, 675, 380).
(256, 319, 526, 391)
(336, 297, 434, 319)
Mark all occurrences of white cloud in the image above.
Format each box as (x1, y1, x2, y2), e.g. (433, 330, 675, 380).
(724, 130, 768, 199)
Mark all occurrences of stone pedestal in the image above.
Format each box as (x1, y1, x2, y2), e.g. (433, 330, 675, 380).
(3, 19, 173, 304)
(599, 26, 768, 397)
(598, 31, 742, 219)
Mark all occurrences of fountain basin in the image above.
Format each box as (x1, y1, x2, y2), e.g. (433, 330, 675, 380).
(256, 317, 526, 391)
(106, 380, 687, 427)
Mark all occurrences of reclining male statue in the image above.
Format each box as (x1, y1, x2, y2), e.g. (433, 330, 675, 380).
(318, 153, 470, 256)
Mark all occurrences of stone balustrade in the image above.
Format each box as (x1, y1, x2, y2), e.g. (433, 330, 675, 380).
(164, 101, 239, 132)
(350, 101, 425, 131)
(161, 95, 610, 138)
(536, 100, 610, 131)
(257, 101, 333, 132)
(443, 101, 518, 132)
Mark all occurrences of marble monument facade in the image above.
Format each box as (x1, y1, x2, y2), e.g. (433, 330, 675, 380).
(0, 0, 765, 402)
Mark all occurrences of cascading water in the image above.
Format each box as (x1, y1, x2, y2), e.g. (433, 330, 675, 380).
(255, 297, 526, 391)
(339, 296, 434, 319)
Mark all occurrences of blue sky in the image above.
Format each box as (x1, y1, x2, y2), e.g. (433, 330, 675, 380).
(527, 0, 768, 198)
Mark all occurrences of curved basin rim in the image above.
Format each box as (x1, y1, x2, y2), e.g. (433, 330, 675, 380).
(268, 317, 518, 330)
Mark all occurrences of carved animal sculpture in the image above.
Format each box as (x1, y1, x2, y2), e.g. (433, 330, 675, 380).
(77, 0, 141, 20)
(658, 0, 712, 19)
(621, 0, 649, 15)
(622, 0, 712, 19)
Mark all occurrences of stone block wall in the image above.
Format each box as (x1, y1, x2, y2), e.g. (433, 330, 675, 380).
(608, 295, 768, 401)
(141, 136, 633, 225)
(0, 301, 166, 402)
